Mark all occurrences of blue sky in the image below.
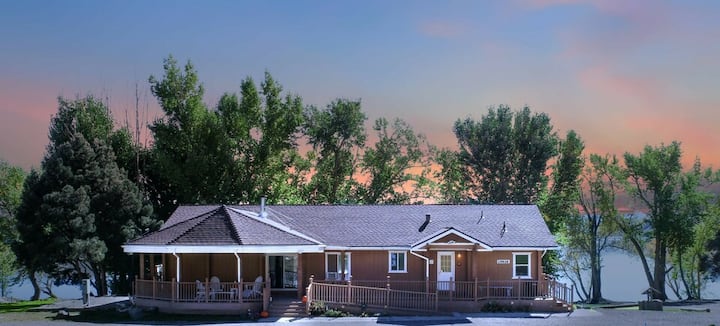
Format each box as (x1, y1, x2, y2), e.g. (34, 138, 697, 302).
(2, 0, 719, 169)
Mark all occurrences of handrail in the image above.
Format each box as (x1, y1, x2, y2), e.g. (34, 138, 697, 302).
(134, 279, 264, 303)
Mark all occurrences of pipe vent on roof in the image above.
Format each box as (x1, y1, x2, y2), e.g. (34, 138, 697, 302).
(418, 214, 431, 232)
(260, 196, 268, 218)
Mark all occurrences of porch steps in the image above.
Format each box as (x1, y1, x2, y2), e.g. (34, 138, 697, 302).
(268, 298, 306, 318)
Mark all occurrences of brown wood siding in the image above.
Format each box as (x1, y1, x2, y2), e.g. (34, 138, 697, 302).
(433, 233, 471, 244)
(210, 254, 236, 281)
(302, 253, 325, 282)
(240, 254, 264, 282)
(471, 251, 542, 281)
(180, 253, 208, 282)
(349, 251, 425, 281)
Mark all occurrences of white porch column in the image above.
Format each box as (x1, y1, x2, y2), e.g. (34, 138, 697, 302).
(173, 252, 180, 282)
(234, 252, 242, 282)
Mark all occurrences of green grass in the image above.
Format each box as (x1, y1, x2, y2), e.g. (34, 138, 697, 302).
(0, 298, 56, 313)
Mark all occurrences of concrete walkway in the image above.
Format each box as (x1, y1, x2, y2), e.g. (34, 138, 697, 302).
(29, 296, 130, 312)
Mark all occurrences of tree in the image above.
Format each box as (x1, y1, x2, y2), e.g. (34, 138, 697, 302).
(568, 154, 622, 303)
(539, 130, 585, 281)
(701, 202, 720, 281)
(148, 56, 305, 213)
(453, 105, 558, 204)
(303, 98, 366, 203)
(0, 159, 25, 297)
(359, 118, 433, 204)
(434, 149, 469, 204)
(14, 97, 158, 297)
(621, 142, 684, 300)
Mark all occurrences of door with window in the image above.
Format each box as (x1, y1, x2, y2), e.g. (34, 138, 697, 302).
(269, 255, 297, 289)
(437, 251, 455, 291)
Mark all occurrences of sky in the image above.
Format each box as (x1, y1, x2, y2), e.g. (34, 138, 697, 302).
(1, 0, 719, 171)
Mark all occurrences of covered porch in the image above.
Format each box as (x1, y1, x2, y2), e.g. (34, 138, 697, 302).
(126, 246, 323, 314)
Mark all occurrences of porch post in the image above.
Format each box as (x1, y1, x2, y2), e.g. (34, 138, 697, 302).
(139, 253, 145, 279)
(234, 252, 242, 282)
(150, 255, 155, 279)
(173, 252, 180, 282)
(263, 254, 270, 311)
(297, 253, 304, 299)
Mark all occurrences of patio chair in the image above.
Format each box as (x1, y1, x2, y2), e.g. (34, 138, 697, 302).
(195, 280, 206, 302)
(209, 276, 222, 300)
(243, 275, 263, 298)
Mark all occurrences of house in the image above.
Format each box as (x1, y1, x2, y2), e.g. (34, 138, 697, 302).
(123, 202, 573, 314)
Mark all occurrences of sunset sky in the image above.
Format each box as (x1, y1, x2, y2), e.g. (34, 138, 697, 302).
(2, 0, 719, 170)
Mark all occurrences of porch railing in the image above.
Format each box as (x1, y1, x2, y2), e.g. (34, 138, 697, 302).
(309, 277, 573, 313)
(134, 278, 265, 303)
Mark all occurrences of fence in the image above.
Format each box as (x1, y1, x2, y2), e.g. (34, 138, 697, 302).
(134, 278, 265, 303)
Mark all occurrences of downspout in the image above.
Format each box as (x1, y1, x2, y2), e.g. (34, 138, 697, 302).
(234, 252, 242, 283)
(410, 248, 430, 280)
(172, 252, 180, 282)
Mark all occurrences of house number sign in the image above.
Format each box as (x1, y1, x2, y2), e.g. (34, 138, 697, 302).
(496, 259, 510, 264)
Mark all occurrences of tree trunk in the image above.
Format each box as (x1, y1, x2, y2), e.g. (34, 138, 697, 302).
(29, 271, 40, 301)
(93, 266, 108, 296)
(652, 241, 668, 300)
(627, 233, 655, 288)
(677, 250, 693, 300)
(590, 239, 602, 303)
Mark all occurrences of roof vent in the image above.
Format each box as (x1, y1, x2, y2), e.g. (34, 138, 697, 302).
(500, 221, 507, 237)
(418, 214, 431, 232)
(260, 196, 268, 218)
(477, 210, 484, 224)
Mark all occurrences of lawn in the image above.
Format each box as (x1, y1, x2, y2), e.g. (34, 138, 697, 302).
(0, 298, 56, 313)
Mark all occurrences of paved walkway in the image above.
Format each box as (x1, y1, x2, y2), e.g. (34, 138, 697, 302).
(29, 296, 130, 312)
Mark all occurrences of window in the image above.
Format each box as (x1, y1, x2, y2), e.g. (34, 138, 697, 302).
(389, 251, 407, 273)
(513, 252, 531, 279)
(325, 252, 351, 280)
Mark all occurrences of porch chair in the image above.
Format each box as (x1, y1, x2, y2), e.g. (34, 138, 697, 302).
(243, 275, 263, 298)
(209, 276, 222, 300)
(195, 280, 206, 302)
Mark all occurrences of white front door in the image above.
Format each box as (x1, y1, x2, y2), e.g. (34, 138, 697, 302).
(437, 251, 455, 291)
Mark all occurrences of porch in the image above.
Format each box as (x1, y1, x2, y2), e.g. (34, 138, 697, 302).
(133, 278, 268, 314)
(307, 276, 574, 313)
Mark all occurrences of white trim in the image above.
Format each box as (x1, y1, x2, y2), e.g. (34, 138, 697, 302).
(512, 252, 532, 279)
(437, 251, 455, 290)
(412, 228, 492, 250)
(388, 251, 408, 273)
(325, 246, 415, 251)
(228, 208, 324, 245)
(122, 244, 325, 254)
(325, 252, 341, 280)
(492, 247, 559, 251)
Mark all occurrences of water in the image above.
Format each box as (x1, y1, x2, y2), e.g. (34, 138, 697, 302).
(559, 250, 720, 302)
(6, 251, 719, 301)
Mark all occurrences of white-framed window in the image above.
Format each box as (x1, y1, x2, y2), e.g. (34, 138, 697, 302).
(388, 251, 407, 273)
(512, 252, 532, 279)
(325, 252, 351, 280)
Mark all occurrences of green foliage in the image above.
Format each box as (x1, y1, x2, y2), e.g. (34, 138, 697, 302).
(620, 141, 687, 300)
(303, 98, 366, 204)
(148, 57, 305, 214)
(433, 149, 468, 204)
(359, 118, 432, 204)
(13, 97, 158, 297)
(453, 105, 558, 204)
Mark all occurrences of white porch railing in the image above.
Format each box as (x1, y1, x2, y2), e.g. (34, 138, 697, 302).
(134, 278, 265, 303)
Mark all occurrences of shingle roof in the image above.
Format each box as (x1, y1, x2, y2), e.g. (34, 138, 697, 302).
(127, 206, 316, 246)
(131, 204, 557, 248)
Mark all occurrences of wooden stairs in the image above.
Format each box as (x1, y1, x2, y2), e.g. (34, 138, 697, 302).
(267, 298, 306, 318)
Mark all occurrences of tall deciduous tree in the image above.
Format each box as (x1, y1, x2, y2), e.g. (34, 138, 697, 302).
(303, 99, 366, 203)
(621, 142, 684, 300)
(571, 154, 622, 303)
(0, 159, 25, 297)
(148, 56, 305, 213)
(539, 130, 585, 281)
(453, 105, 558, 204)
(359, 118, 432, 204)
(434, 149, 469, 204)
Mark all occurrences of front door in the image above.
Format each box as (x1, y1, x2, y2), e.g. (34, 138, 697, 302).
(269, 255, 297, 289)
(437, 251, 455, 291)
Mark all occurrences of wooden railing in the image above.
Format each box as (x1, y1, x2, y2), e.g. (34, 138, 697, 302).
(134, 278, 265, 303)
(309, 277, 573, 313)
(308, 280, 437, 312)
